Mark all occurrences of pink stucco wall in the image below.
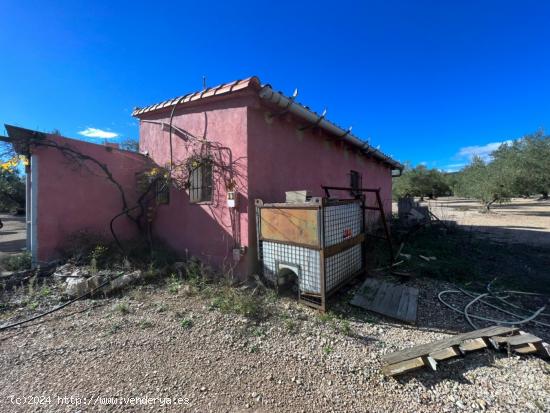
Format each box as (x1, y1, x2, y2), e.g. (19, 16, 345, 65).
(246, 101, 393, 273)
(247, 105, 393, 211)
(31, 91, 394, 273)
(137, 92, 393, 277)
(33, 135, 150, 262)
(137, 92, 254, 275)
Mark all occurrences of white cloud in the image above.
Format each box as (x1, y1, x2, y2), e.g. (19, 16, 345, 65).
(456, 140, 512, 161)
(442, 163, 467, 172)
(78, 127, 119, 139)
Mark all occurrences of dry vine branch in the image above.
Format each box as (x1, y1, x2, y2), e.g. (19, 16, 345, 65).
(26, 136, 161, 252)
(32, 138, 133, 219)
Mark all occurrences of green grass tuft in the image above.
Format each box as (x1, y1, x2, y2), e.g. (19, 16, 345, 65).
(322, 345, 334, 355)
(209, 286, 266, 319)
(180, 318, 193, 329)
(114, 302, 130, 315)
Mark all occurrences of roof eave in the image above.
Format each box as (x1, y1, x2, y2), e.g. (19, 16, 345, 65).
(131, 76, 261, 117)
(257, 86, 403, 170)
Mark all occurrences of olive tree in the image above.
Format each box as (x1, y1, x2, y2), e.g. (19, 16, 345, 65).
(393, 164, 451, 200)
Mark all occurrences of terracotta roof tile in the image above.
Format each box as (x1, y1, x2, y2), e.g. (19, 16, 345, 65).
(132, 76, 402, 169)
(132, 77, 260, 116)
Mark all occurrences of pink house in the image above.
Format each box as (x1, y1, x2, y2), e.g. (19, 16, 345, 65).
(5, 76, 402, 277)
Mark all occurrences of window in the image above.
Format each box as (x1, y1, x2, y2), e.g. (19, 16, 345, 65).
(350, 170, 362, 197)
(136, 171, 170, 205)
(156, 178, 170, 204)
(189, 161, 213, 203)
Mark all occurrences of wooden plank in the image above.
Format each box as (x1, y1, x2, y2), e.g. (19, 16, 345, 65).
(459, 337, 489, 352)
(350, 278, 419, 323)
(382, 326, 518, 365)
(382, 327, 548, 377)
(370, 281, 392, 311)
(260, 207, 319, 247)
(385, 284, 404, 317)
(492, 333, 542, 347)
(324, 233, 365, 258)
(405, 288, 419, 323)
(396, 287, 411, 322)
(382, 357, 426, 376)
(396, 285, 419, 324)
(361, 278, 382, 300)
(383, 356, 437, 377)
(512, 343, 539, 354)
(375, 283, 397, 316)
(423, 356, 438, 371)
(430, 346, 463, 361)
(492, 333, 549, 358)
(349, 278, 380, 307)
(536, 342, 550, 358)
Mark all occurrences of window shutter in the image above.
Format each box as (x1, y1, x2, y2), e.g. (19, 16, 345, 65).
(350, 170, 362, 197)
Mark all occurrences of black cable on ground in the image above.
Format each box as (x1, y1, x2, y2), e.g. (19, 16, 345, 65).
(0, 272, 125, 332)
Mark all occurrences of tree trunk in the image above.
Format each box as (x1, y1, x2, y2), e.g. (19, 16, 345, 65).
(484, 197, 498, 212)
(541, 191, 549, 200)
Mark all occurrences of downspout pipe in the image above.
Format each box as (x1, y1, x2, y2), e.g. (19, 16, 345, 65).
(258, 87, 403, 172)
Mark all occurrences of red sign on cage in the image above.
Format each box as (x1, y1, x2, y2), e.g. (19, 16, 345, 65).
(343, 228, 352, 239)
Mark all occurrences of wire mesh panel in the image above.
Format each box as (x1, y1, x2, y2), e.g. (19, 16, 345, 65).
(258, 197, 365, 311)
(325, 244, 362, 292)
(323, 201, 362, 247)
(262, 241, 321, 293)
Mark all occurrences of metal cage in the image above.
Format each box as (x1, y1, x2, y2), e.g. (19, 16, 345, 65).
(255, 197, 365, 311)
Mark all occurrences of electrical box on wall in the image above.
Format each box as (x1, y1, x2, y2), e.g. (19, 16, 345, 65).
(227, 191, 237, 208)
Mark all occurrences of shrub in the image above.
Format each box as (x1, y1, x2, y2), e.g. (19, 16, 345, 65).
(59, 231, 180, 274)
(167, 273, 181, 294)
(114, 302, 130, 315)
(39, 286, 51, 297)
(90, 244, 109, 271)
(59, 230, 109, 265)
(0, 252, 32, 271)
(339, 319, 353, 336)
(209, 286, 266, 319)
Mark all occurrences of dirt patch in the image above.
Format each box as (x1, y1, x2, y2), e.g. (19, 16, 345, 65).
(424, 197, 550, 248)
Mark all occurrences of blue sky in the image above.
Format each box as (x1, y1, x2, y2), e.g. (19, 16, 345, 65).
(1, 0, 549, 172)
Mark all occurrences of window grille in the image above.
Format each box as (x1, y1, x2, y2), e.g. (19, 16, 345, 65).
(189, 161, 213, 203)
(156, 179, 170, 204)
(136, 171, 170, 205)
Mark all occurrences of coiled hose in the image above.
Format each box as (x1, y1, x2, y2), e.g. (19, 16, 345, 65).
(438, 280, 550, 330)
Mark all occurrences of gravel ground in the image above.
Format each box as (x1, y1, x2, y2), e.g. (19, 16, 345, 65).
(1, 276, 549, 413)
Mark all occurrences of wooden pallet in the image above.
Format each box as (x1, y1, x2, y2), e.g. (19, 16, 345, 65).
(381, 326, 549, 376)
(350, 278, 419, 324)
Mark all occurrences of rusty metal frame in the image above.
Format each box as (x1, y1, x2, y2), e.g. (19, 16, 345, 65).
(256, 197, 367, 312)
(321, 185, 394, 263)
